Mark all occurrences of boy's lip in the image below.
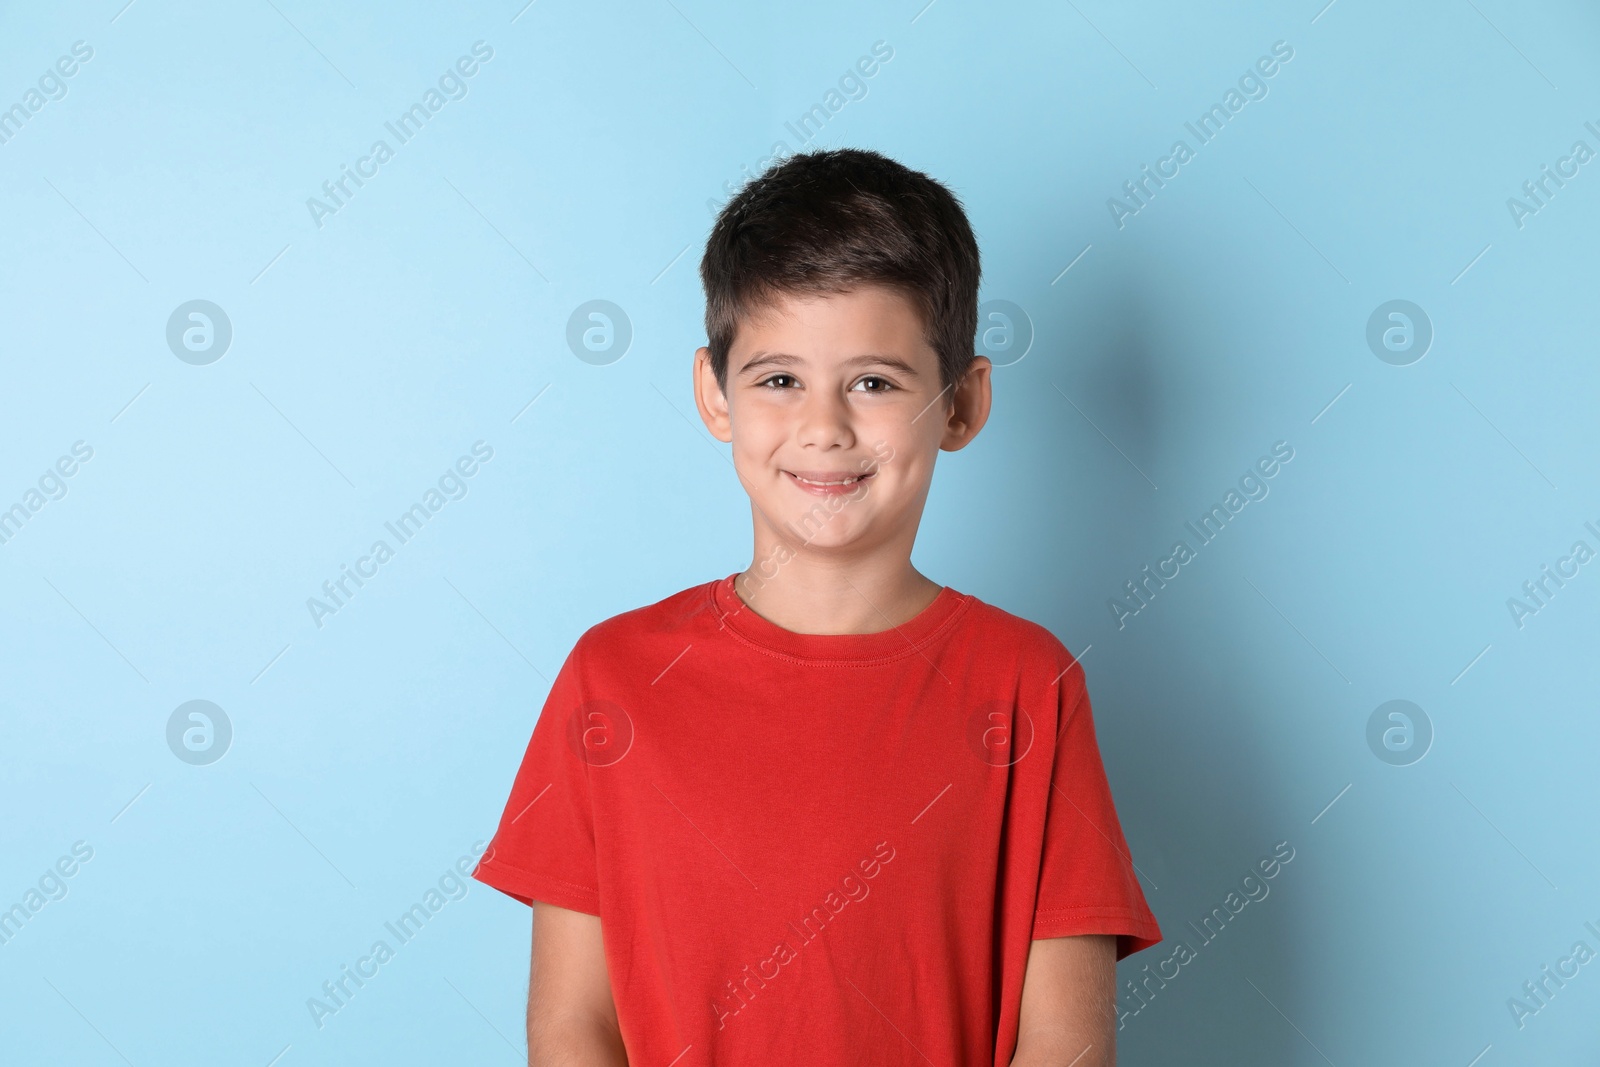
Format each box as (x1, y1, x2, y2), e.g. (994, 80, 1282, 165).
(783, 469, 877, 495)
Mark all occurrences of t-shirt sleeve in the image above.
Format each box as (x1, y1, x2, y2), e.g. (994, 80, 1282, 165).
(471, 638, 602, 916)
(1031, 661, 1162, 959)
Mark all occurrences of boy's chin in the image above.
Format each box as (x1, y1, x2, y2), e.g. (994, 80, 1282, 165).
(773, 524, 869, 551)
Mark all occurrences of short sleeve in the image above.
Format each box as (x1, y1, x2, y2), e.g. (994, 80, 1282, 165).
(1031, 665, 1162, 959)
(471, 639, 602, 915)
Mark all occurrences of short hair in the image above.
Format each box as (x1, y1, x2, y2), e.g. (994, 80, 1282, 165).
(699, 147, 981, 401)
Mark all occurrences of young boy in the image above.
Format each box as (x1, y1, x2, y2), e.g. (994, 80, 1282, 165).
(472, 147, 1161, 1066)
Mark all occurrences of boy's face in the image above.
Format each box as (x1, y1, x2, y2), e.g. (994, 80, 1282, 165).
(693, 284, 990, 559)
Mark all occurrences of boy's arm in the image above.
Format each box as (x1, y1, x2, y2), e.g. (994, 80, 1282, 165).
(528, 901, 628, 1065)
(1009, 933, 1117, 1067)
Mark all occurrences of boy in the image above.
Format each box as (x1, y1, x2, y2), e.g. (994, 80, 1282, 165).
(472, 147, 1161, 1065)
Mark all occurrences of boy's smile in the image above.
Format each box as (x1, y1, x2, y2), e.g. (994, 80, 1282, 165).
(694, 283, 990, 578)
(784, 469, 874, 495)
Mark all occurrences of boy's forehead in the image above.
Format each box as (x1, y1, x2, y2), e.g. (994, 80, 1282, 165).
(731, 285, 933, 367)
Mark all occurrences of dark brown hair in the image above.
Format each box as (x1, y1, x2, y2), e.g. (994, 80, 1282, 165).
(699, 147, 981, 401)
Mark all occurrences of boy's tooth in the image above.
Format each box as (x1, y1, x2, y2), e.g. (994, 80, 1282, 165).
(793, 471, 870, 485)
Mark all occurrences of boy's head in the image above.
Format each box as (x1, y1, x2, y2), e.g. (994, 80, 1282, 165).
(698, 147, 982, 400)
(693, 148, 991, 565)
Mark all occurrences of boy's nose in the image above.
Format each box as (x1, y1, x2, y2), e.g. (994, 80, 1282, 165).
(794, 389, 856, 448)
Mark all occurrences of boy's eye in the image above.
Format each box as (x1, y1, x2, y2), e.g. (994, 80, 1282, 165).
(756, 374, 896, 392)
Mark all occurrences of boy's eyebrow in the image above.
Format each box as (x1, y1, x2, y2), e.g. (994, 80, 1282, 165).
(738, 351, 923, 378)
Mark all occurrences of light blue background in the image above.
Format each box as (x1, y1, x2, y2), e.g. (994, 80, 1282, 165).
(2, 0, 1597, 1064)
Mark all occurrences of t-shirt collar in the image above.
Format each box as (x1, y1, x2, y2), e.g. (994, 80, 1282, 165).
(709, 571, 969, 663)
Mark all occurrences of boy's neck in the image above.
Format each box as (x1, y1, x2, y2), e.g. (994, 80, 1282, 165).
(732, 561, 943, 637)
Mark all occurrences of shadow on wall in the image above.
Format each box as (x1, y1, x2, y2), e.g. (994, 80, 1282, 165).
(1013, 276, 1301, 1063)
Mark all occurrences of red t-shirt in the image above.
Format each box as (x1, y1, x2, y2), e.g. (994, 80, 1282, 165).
(473, 573, 1160, 1065)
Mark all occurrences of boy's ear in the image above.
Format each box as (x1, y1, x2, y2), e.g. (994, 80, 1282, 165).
(940, 354, 992, 452)
(693, 346, 733, 443)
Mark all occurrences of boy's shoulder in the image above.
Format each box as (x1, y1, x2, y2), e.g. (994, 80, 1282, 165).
(959, 592, 1072, 652)
(569, 575, 721, 655)
(959, 592, 1088, 686)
